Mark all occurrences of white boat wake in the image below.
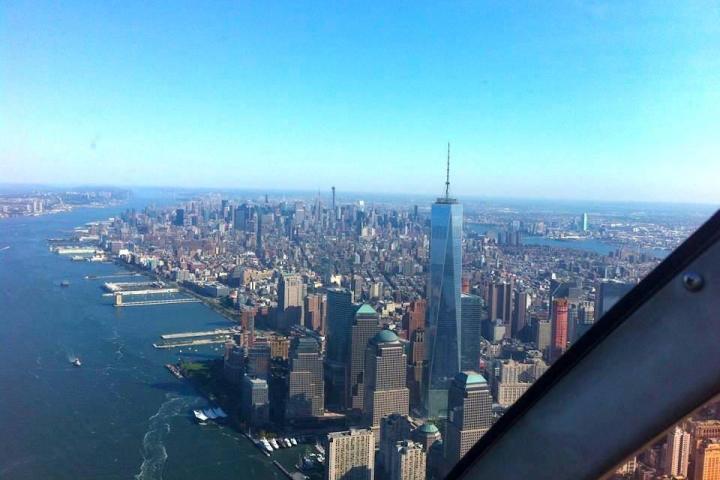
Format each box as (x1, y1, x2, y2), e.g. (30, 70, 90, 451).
(134, 394, 192, 480)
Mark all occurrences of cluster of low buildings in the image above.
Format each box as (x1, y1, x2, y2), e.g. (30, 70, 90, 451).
(612, 413, 720, 480)
(0, 189, 129, 219)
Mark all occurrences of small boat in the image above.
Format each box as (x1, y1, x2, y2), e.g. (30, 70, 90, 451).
(291, 438, 298, 446)
(261, 438, 274, 453)
(61, 280, 70, 287)
(270, 439, 280, 450)
(71, 358, 82, 367)
(193, 409, 209, 422)
(284, 438, 292, 448)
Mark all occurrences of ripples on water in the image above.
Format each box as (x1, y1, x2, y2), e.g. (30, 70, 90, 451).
(135, 394, 195, 480)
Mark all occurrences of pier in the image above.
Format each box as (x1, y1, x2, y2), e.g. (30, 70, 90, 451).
(153, 327, 240, 348)
(85, 273, 142, 280)
(114, 297, 201, 307)
(102, 281, 165, 292)
(153, 338, 230, 349)
(103, 288, 180, 297)
(161, 328, 240, 340)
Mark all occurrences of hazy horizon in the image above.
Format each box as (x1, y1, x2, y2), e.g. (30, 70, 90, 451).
(2, 182, 718, 214)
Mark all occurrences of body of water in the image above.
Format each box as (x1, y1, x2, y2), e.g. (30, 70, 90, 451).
(467, 224, 668, 258)
(0, 206, 284, 479)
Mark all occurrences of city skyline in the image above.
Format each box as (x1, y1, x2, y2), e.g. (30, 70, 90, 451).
(2, 2, 720, 203)
(2, 2, 720, 478)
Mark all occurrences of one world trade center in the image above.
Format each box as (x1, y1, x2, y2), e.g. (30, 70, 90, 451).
(425, 144, 463, 418)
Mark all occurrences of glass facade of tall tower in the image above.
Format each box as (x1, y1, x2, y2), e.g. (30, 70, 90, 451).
(426, 196, 463, 418)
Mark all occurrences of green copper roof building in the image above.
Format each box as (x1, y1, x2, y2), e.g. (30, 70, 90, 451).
(347, 303, 380, 411)
(356, 303, 377, 316)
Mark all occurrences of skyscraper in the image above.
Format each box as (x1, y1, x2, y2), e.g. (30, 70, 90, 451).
(247, 343, 271, 379)
(278, 272, 304, 327)
(242, 375, 269, 427)
(406, 299, 428, 410)
(444, 371, 493, 469)
(326, 288, 354, 364)
(325, 288, 354, 409)
(550, 298, 569, 362)
(426, 145, 463, 418)
(407, 328, 426, 411)
(664, 426, 690, 478)
(534, 317, 552, 359)
(379, 414, 414, 471)
(511, 289, 529, 340)
(325, 429, 375, 480)
(348, 304, 381, 411)
(487, 279, 514, 326)
(305, 293, 327, 333)
(404, 299, 426, 339)
(695, 440, 720, 480)
(412, 422, 441, 452)
(460, 294, 482, 371)
(278, 272, 304, 311)
(223, 342, 245, 385)
(596, 280, 634, 318)
(286, 336, 324, 419)
(174, 208, 185, 226)
(364, 329, 409, 440)
(389, 440, 426, 480)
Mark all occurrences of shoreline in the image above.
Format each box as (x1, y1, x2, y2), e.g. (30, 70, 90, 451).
(112, 259, 241, 323)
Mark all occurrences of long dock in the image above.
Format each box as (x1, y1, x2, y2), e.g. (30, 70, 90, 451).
(114, 298, 201, 307)
(161, 328, 240, 340)
(153, 338, 230, 349)
(102, 281, 163, 292)
(85, 273, 142, 280)
(103, 288, 180, 297)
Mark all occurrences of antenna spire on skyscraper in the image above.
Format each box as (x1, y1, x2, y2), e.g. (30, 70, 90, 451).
(445, 142, 451, 199)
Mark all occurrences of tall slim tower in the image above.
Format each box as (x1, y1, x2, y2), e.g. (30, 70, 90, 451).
(325, 288, 355, 409)
(664, 426, 690, 477)
(331, 186, 336, 226)
(426, 143, 463, 418)
(550, 298, 569, 362)
(460, 294, 482, 371)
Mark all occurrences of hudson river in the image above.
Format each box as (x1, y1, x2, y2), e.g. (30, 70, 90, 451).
(0, 204, 284, 479)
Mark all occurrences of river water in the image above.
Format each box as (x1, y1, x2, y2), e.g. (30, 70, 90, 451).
(0, 205, 284, 479)
(467, 223, 668, 258)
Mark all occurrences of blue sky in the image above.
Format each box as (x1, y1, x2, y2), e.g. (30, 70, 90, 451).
(1, 1, 719, 203)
